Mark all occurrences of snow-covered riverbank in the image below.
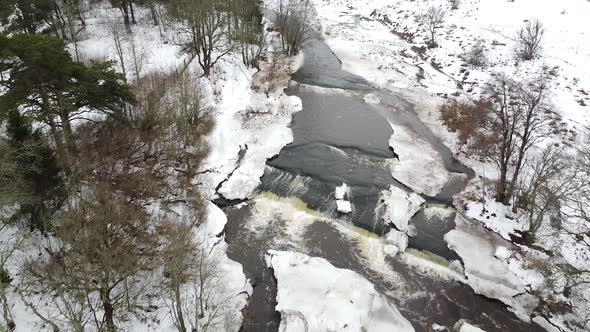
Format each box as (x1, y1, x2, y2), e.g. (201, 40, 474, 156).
(305, 0, 590, 330)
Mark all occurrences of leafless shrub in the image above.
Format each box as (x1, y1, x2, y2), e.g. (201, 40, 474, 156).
(440, 99, 491, 145)
(465, 42, 487, 67)
(449, 0, 460, 10)
(251, 55, 292, 97)
(419, 6, 446, 48)
(516, 19, 544, 60)
(0, 226, 27, 331)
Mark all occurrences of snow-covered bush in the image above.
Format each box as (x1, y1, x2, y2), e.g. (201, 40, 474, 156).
(465, 42, 488, 68)
(516, 19, 544, 61)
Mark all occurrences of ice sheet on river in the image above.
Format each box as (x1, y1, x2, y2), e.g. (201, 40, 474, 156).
(388, 123, 448, 197)
(266, 250, 414, 332)
(444, 214, 538, 321)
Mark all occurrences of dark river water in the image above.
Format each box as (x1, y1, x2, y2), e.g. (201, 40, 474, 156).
(224, 37, 546, 332)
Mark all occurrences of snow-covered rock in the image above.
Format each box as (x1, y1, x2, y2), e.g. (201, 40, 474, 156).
(336, 199, 352, 214)
(532, 316, 561, 332)
(448, 260, 465, 276)
(383, 244, 400, 257)
(384, 228, 408, 257)
(335, 183, 350, 200)
(379, 185, 424, 232)
(454, 320, 486, 332)
(266, 250, 415, 332)
(335, 183, 353, 213)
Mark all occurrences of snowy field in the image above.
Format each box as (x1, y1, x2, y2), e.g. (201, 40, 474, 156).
(310, 0, 589, 130)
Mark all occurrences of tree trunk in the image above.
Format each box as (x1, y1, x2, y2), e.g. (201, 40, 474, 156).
(496, 151, 509, 204)
(149, 1, 159, 25)
(101, 288, 116, 332)
(129, 0, 136, 24)
(174, 283, 187, 332)
(121, 2, 130, 29)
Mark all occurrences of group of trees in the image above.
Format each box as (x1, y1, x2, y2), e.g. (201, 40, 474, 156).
(0, 0, 312, 328)
(0, 0, 280, 328)
(440, 72, 587, 239)
(0, 0, 312, 78)
(274, 0, 311, 55)
(441, 72, 590, 312)
(170, 0, 310, 74)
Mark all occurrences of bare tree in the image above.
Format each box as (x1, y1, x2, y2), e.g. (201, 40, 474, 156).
(109, 0, 135, 29)
(160, 221, 195, 332)
(24, 184, 159, 332)
(516, 145, 584, 242)
(419, 6, 446, 48)
(442, 73, 553, 204)
(555, 136, 590, 326)
(51, 0, 86, 62)
(479, 75, 521, 204)
(128, 31, 150, 85)
(506, 75, 553, 208)
(170, 0, 234, 76)
(174, 73, 213, 186)
(516, 19, 544, 60)
(0, 225, 27, 331)
(275, 0, 311, 55)
(109, 14, 127, 79)
(229, 0, 268, 69)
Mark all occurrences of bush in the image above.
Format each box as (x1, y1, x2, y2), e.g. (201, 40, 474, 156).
(516, 19, 544, 60)
(440, 99, 491, 144)
(465, 43, 487, 67)
(449, 0, 460, 10)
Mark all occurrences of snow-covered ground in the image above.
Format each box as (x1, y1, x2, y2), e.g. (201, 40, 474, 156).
(310, 0, 589, 130)
(204, 56, 303, 200)
(265, 250, 415, 332)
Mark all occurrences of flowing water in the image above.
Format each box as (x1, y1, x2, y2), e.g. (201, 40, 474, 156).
(225, 37, 545, 332)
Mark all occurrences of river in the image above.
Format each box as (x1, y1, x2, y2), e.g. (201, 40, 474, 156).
(224, 37, 545, 332)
